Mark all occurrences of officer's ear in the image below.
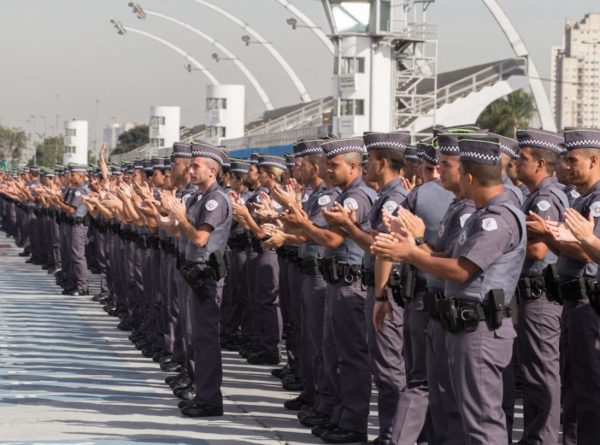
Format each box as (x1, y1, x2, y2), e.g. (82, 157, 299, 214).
(588, 150, 600, 170)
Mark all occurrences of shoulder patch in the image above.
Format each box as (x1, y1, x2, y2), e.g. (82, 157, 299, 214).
(438, 223, 445, 238)
(536, 200, 551, 212)
(205, 199, 219, 211)
(591, 201, 600, 218)
(482, 217, 498, 231)
(74, 191, 81, 197)
(318, 195, 331, 206)
(458, 230, 467, 245)
(343, 197, 358, 211)
(382, 200, 399, 214)
(571, 189, 580, 198)
(460, 213, 472, 228)
(302, 193, 309, 203)
(181, 193, 191, 204)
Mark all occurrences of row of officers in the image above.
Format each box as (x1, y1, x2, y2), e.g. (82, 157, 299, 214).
(1, 126, 600, 445)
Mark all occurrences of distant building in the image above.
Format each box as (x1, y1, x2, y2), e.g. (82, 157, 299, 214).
(149, 106, 180, 157)
(102, 123, 136, 150)
(552, 13, 600, 129)
(63, 120, 88, 165)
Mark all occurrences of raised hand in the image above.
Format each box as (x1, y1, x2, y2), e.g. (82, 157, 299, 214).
(322, 202, 353, 227)
(370, 230, 415, 262)
(396, 207, 425, 238)
(564, 208, 596, 244)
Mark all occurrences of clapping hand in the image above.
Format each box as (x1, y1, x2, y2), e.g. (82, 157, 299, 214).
(322, 202, 355, 228)
(563, 208, 596, 244)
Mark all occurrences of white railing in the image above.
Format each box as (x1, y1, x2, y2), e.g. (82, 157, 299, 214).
(222, 125, 331, 151)
(108, 127, 210, 163)
(245, 97, 334, 136)
(420, 58, 526, 111)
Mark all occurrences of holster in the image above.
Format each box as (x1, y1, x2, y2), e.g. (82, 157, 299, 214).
(320, 257, 360, 285)
(484, 289, 508, 330)
(424, 290, 443, 320)
(589, 282, 600, 318)
(543, 264, 563, 304)
(388, 264, 417, 308)
(299, 257, 321, 276)
(515, 275, 546, 304)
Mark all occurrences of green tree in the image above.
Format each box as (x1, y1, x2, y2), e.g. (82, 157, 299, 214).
(112, 124, 149, 154)
(0, 125, 28, 167)
(33, 135, 64, 168)
(477, 90, 536, 138)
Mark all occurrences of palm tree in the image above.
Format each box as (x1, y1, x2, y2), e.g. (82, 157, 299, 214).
(477, 90, 536, 137)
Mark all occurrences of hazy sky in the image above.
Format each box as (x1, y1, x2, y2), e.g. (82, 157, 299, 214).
(0, 0, 598, 147)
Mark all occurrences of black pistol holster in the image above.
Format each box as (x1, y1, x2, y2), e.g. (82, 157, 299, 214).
(543, 264, 563, 304)
(388, 264, 417, 308)
(484, 289, 509, 330)
(588, 282, 600, 317)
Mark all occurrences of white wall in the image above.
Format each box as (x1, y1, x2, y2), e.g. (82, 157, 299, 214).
(204, 84, 245, 145)
(149, 106, 180, 157)
(63, 120, 88, 165)
(332, 35, 394, 137)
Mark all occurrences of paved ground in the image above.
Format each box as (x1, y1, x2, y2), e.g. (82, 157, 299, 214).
(0, 231, 535, 444)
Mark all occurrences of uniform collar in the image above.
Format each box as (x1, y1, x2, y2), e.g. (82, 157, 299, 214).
(204, 181, 220, 194)
(582, 179, 600, 197)
(378, 177, 403, 196)
(533, 176, 555, 193)
(485, 191, 512, 208)
(344, 176, 364, 192)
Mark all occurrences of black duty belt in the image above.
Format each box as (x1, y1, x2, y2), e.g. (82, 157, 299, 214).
(424, 290, 444, 321)
(320, 257, 361, 285)
(361, 268, 375, 287)
(558, 277, 596, 301)
(439, 297, 511, 333)
(516, 275, 546, 302)
(299, 257, 321, 276)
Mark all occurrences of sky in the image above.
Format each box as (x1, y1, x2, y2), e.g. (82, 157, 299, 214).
(0, 0, 598, 149)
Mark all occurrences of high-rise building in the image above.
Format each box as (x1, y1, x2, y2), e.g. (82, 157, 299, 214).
(102, 122, 136, 150)
(552, 13, 600, 129)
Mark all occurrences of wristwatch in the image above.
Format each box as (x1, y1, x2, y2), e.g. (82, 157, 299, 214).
(415, 236, 426, 247)
(375, 294, 388, 302)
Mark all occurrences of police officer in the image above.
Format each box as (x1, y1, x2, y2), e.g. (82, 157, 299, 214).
(55, 164, 89, 296)
(276, 139, 340, 421)
(373, 134, 526, 444)
(168, 142, 232, 417)
(294, 138, 376, 444)
(496, 134, 525, 207)
(512, 129, 568, 445)
(220, 160, 253, 351)
(425, 131, 476, 443)
(347, 131, 410, 445)
(540, 128, 600, 445)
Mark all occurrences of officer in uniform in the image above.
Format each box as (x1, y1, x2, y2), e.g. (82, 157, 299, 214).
(160, 142, 196, 382)
(220, 160, 253, 351)
(169, 142, 232, 417)
(496, 134, 525, 207)
(55, 164, 90, 295)
(348, 131, 410, 445)
(373, 134, 526, 444)
(512, 128, 568, 445)
(426, 132, 476, 443)
(295, 138, 376, 444)
(541, 128, 600, 445)
(277, 139, 340, 421)
(389, 141, 453, 444)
